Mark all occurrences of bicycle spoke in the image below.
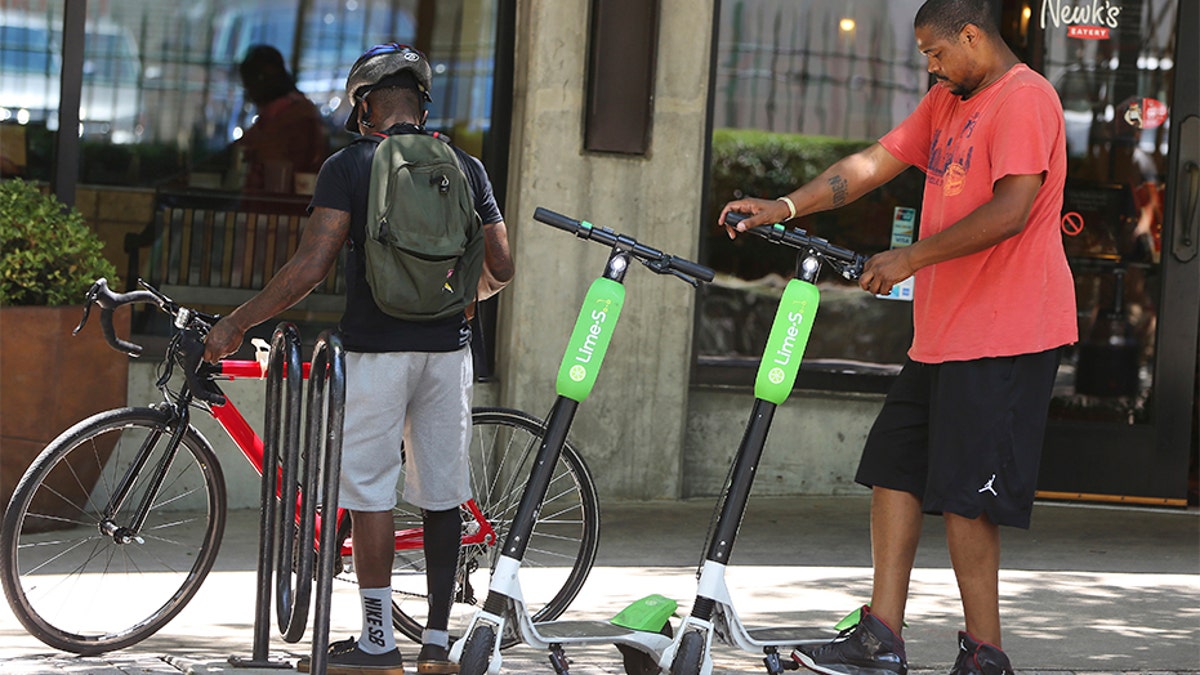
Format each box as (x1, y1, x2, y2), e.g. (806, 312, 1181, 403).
(18, 511, 94, 531)
(18, 535, 103, 577)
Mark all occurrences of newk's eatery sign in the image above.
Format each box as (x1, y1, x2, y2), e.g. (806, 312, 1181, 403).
(1042, 0, 1123, 40)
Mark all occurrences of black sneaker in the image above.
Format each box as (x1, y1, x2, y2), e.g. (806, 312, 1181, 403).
(792, 605, 907, 675)
(296, 637, 405, 674)
(948, 632, 1014, 675)
(416, 643, 459, 674)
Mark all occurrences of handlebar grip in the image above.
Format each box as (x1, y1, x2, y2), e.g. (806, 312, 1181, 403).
(533, 207, 584, 235)
(723, 211, 750, 228)
(78, 278, 155, 356)
(668, 256, 715, 282)
(99, 308, 144, 357)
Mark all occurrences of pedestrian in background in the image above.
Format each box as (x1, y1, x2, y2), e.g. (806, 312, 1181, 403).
(236, 44, 329, 193)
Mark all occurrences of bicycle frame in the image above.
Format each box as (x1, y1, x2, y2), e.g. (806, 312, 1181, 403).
(207, 358, 497, 557)
(3, 279, 567, 658)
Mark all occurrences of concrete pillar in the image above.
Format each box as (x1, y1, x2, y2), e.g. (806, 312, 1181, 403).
(497, 1, 714, 499)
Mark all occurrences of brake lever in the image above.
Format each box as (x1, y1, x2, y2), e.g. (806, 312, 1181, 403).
(670, 269, 701, 288)
(638, 256, 701, 287)
(72, 281, 105, 335)
(840, 255, 867, 281)
(73, 303, 93, 336)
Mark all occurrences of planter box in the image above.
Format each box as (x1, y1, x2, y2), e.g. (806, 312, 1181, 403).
(1, 305, 130, 519)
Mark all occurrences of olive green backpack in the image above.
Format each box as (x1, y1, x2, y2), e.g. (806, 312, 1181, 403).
(362, 130, 483, 321)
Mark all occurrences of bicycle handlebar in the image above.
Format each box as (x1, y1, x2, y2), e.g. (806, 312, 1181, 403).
(722, 212, 868, 279)
(76, 278, 226, 405)
(534, 207, 715, 283)
(73, 279, 164, 357)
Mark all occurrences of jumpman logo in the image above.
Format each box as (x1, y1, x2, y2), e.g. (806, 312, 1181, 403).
(978, 474, 998, 497)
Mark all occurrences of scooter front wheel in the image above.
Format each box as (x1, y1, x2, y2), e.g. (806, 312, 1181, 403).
(458, 623, 497, 675)
(669, 630, 704, 675)
(388, 407, 600, 647)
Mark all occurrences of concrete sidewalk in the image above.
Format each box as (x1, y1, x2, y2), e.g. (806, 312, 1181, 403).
(1, 496, 1197, 674)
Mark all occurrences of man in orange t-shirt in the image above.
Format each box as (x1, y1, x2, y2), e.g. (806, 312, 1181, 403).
(720, 1, 1075, 673)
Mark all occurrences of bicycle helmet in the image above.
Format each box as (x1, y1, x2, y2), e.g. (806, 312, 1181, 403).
(344, 43, 433, 132)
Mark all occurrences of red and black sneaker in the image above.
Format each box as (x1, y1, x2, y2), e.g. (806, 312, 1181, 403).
(791, 605, 907, 675)
(949, 631, 1015, 675)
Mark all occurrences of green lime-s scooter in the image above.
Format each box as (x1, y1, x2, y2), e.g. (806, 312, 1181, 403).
(661, 212, 870, 675)
(451, 207, 714, 675)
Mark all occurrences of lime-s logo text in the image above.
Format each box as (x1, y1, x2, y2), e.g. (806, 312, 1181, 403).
(772, 310, 806, 367)
(575, 299, 612, 365)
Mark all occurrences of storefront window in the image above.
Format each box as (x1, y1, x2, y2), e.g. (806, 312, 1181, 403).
(1, 0, 503, 366)
(1033, 0, 1177, 424)
(699, 0, 930, 388)
(0, 0, 499, 187)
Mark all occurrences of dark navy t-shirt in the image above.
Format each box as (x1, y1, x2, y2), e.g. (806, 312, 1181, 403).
(309, 124, 503, 353)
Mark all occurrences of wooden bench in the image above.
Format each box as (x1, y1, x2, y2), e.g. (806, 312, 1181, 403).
(122, 188, 499, 379)
(124, 189, 345, 323)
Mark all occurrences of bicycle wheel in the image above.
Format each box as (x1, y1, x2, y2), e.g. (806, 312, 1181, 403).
(0, 407, 227, 655)
(388, 406, 600, 645)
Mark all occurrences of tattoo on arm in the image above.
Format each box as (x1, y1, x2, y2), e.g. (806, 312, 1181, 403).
(828, 175, 849, 208)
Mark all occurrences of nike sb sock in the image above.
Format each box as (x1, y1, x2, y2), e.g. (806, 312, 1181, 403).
(358, 586, 396, 654)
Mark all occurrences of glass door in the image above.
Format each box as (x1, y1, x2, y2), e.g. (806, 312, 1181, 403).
(1003, 0, 1199, 505)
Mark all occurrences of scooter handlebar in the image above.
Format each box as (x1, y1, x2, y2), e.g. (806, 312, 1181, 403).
(722, 212, 868, 276)
(534, 207, 715, 283)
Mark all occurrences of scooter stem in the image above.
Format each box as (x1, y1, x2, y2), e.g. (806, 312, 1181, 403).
(705, 398, 776, 567)
(500, 395, 579, 560)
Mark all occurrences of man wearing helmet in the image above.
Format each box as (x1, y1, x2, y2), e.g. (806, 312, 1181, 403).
(204, 43, 513, 675)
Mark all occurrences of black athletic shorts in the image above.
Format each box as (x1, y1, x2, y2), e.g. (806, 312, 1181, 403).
(855, 349, 1061, 529)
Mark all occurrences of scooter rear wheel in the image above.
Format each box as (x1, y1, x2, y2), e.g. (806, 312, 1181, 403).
(618, 620, 673, 675)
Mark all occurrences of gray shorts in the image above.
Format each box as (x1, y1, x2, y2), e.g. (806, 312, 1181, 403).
(338, 348, 473, 512)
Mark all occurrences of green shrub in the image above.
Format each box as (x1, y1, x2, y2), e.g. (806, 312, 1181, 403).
(709, 129, 875, 209)
(0, 178, 118, 306)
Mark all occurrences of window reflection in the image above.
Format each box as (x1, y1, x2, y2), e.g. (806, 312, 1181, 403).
(1043, 0, 1175, 424)
(0, 0, 498, 187)
(701, 0, 929, 377)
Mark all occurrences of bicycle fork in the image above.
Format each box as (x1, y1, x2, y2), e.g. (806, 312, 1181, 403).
(98, 399, 196, 545)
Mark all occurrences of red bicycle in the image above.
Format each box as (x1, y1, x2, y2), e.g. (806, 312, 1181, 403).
(0, 279, 599, 655)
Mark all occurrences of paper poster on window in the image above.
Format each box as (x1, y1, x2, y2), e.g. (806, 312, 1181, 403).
(877, 207, 916, 302)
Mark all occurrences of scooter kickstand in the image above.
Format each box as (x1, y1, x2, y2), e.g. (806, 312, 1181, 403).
(549, 643, 571, 674)
(763, 647, 800, 674)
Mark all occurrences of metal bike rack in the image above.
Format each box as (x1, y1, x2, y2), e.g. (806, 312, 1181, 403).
(230, 325, 346, 673)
